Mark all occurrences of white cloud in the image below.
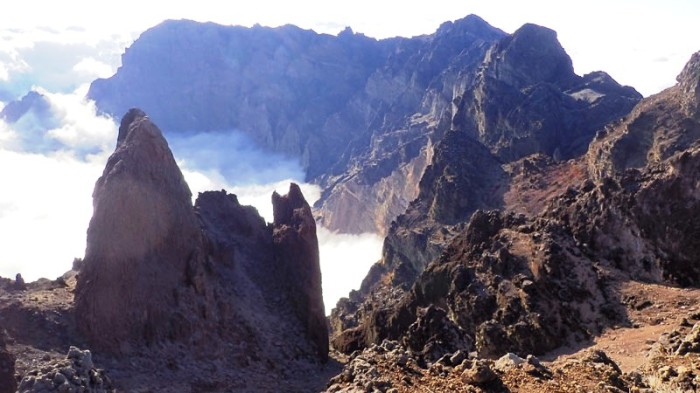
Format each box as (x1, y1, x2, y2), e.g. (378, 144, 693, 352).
(0, 94, 383, 313)
(0, 87, 116, 281)
(318, 227, 383, 314)
(0, 149, 107, 281)
(42, 85, 117, 151)
(0, 34, 126, 99)
(72, 57, 114, 79)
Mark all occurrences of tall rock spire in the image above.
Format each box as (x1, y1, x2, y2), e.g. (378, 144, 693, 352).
(272, 183, 328, 361)
(74, 108, 204, 352)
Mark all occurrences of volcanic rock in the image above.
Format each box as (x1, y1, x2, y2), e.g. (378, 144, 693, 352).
(272, 183, 328, 361)
(455, 23, 641, 162)
(588, 51, 700, 179)
(74, 108, 205, 352)
(461, 360, 498, 385)
(402, 305, 472, 362)
(0, 329, 16, 393)
(74, 109, 328, 370)
(91, 17, 637, 238)
(332, 50, 700, 365)
(16, 346, 113, 393)
(329, 22, 641, 355)
(329, 129, 508, 351)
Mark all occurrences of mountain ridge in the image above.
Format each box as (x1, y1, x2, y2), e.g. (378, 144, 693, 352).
(3, 14, 700, 392)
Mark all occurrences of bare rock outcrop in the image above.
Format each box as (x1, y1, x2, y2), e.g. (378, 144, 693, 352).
(588, 51, 700, 179)
(0, 328, 16, 393)
(272, 183, 328, 361)
(331, 50, 700, 363)
(74, 108, 205, 353)
(17, 346, 113, 393)
(74, 109, 328, 373)
(329, 128, 508, 351)
(456, 23, 641, 162)
(329, 22, 641, 355)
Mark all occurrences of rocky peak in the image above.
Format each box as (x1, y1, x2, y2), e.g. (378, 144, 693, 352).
(117, 107, 147, 146)
(455, 22, 640, 162)
(75, 109, 329, 376)
(74, 108, 203, 353)
(272, 183, 328, 361)
(272, 182, 311, 227)
(419, 129, 507, 225)
(0, 90, 51, 123)
(587, 52, 700, 179)
(486, 23, 576, 89)
(677, 51, 700, 115)
(435, 14, 502, 39)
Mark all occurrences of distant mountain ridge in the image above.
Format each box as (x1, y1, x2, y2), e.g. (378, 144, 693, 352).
(86, 16, 640, 236)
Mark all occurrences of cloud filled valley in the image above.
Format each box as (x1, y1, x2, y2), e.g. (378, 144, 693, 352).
(0, 84, 382, 313)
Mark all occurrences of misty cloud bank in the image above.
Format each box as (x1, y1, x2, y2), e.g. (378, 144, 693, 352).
(169, 131, 306, 187)
(0, 84, 382, 312)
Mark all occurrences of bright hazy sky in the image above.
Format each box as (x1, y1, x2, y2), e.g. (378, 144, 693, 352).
(1, 0, 699, 96)
(0, 1, 698, 311)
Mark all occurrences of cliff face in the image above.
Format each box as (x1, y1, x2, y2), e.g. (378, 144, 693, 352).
(74, 109, 327, 374)
(74, 108, 204, 352)
(585, 50, 700, 285)
(0, 329, 16, 393)
(328, 23, 641, 350)
(88, 20, 389, 180)
(272, 184, 328, 361)
(88, 18, 640, 237)
(457, 24, 641, 162)
(588, 52, 700, 180)
(329, 51, 700, 362)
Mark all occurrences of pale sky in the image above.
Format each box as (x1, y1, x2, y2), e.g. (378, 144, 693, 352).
(1, 0, 698, 96)
(0, 1, 698, 311)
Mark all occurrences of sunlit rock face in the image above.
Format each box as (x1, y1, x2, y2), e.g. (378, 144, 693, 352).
(272, 183, 328, 361)
(330, 51, 700, 363)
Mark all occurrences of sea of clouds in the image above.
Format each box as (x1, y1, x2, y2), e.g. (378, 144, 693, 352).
(0, 33, 381, 314)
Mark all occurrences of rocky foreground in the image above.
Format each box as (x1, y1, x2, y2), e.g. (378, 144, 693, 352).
(0, 110, 338, 392)
(325, 52, 700, 392)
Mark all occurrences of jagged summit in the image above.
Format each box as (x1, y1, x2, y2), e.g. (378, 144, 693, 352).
(68, 109, 329, 388)
(488, 23, 575, 88)
(678, 51, 700, 114)
(116, 107, 147, 146)
(588, 51, 700, 179)
(435, 14, 503, 38)
(75, 108, 202, 352)
(272, 183, 328, 361)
